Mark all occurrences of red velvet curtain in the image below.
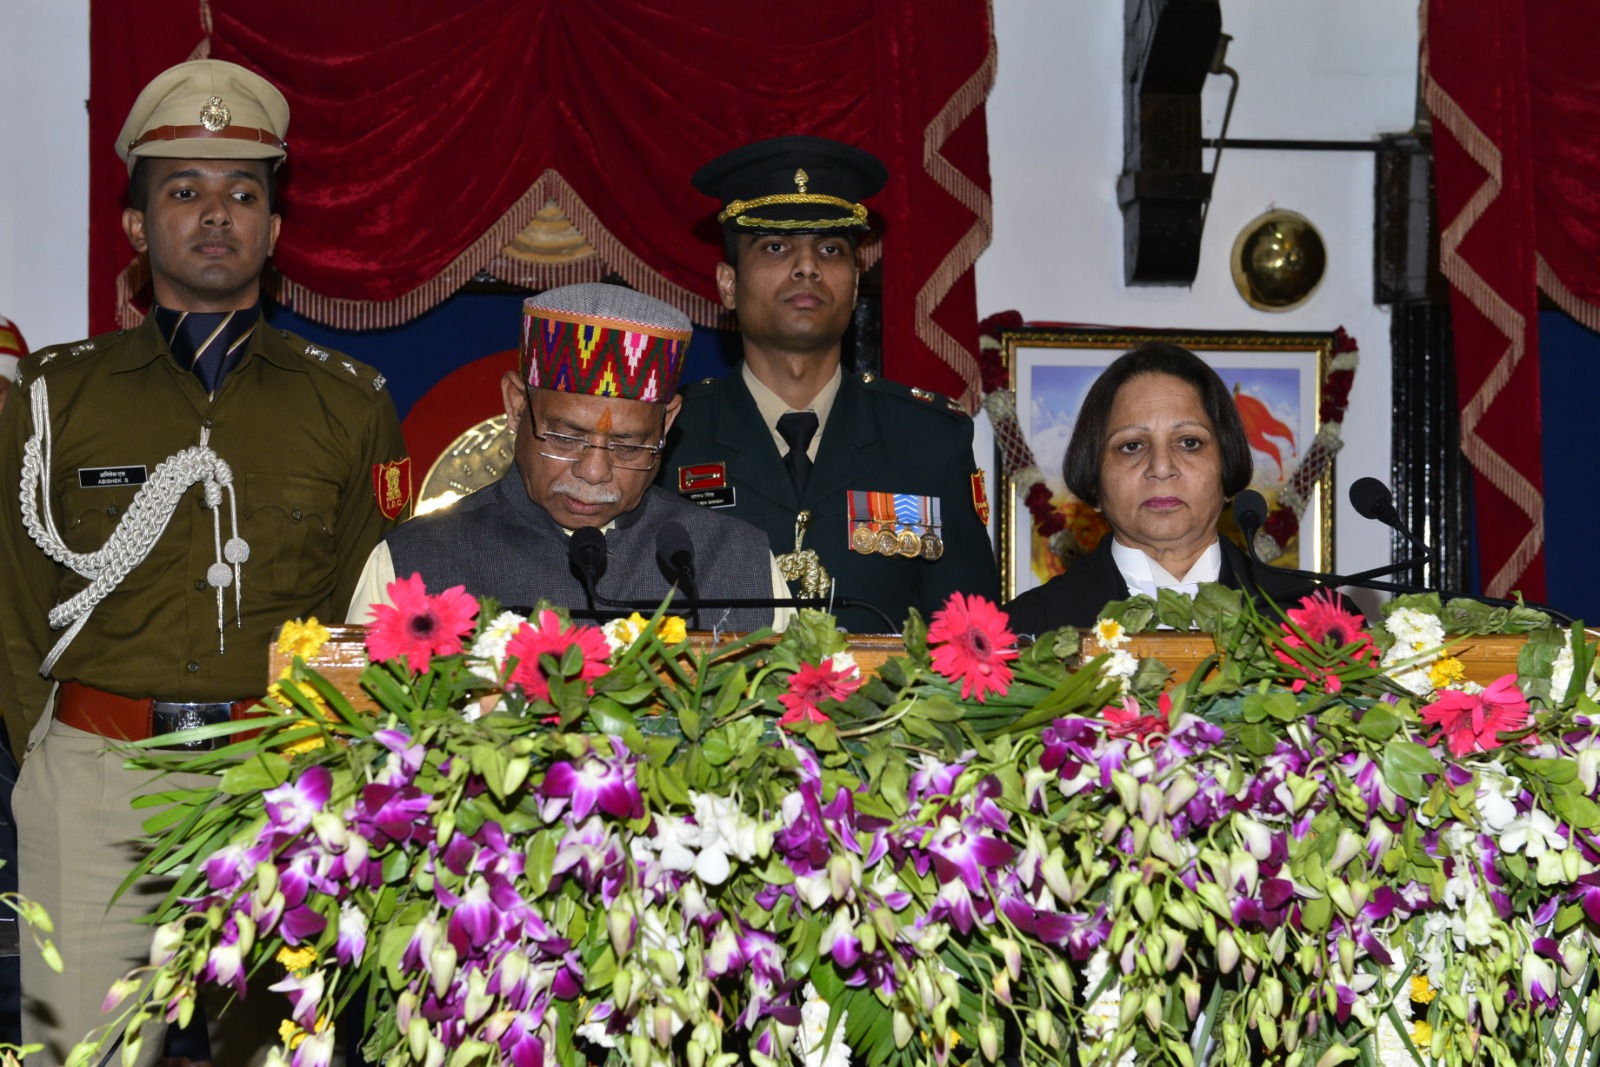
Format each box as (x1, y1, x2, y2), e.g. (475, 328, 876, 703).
(88, 1, 995, 406)
(1422, 1, 1600, 602)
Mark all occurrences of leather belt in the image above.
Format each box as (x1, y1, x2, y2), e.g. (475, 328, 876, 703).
(56, 681, 262, 751)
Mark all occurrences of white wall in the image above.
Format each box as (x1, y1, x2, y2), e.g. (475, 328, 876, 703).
(978, 0, 1420, 599)
(0, 0, 90, 347)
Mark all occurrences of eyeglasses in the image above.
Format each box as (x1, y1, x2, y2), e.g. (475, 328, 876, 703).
(528, 419, 664, 470)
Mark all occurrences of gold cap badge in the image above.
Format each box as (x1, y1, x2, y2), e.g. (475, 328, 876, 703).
(793, 167, 809, 194)
(198, 96, 232, 132)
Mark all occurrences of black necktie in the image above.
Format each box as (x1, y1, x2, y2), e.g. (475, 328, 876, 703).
(776, 411, 820, 496)
(154, 304, 260, 396)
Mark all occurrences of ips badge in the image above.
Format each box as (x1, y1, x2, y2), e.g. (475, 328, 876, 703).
(372, 458, 412, 520)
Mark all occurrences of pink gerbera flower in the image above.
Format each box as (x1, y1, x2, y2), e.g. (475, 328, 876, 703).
(364, 573, 478, 672)
(1419, 673, 1531, 756)
(505, 610, 612, 702)
(779, 656, 861, 727)
(1275, 588, 1377, 692)
(927, 593, 1019, 703)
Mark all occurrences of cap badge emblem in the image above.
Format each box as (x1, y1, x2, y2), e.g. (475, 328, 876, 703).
(793, 167, 809, 194)
(199, 96, 232, 132)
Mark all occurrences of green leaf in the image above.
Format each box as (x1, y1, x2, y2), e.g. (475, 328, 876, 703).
(217, 752, 290, 795)
(1236, 721, 1277, 757)
(1354, 704, 1400, 742)
(584, 697, 636, 735)
(1155, 588, 1196, 631)
(524, 830, 558, 898)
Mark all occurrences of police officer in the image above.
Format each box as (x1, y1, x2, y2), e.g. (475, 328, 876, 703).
(0, 60, 408, 1064)
(659, 136, 998, 633)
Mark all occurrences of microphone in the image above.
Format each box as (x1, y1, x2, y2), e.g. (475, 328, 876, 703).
(549, 523, 898, 632)
(1231, 489, 1425, 594)
(567, 526, 607, 613)
(1233, 489, 1269, 558)
(1349, 477, 1432, 561)
(655, 522, 700, 628)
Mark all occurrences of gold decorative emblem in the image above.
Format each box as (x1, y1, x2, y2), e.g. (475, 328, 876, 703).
(875, 529, 899, 557)
(775, 511, 831, 597)
(896, 528, 922, 558)
(794, 168, 809, 194)
(199, 96, 232, 132)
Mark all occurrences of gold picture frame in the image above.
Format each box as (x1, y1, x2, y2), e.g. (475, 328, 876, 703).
(999, 328, 1337, 600)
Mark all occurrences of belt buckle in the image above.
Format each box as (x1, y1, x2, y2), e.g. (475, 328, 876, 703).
(150, 702, 234, 751)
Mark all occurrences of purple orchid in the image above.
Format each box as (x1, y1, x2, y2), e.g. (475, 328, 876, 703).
(263, 765, 332, 836)
(539, 746, 643, 823)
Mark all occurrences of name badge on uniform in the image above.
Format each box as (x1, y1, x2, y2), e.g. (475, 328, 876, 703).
(677, 463, 736, 508)
(78, 466, 147, 488)
(846, 491, 944, 561)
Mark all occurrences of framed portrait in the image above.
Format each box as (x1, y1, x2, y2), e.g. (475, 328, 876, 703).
(999, 329, 1336, 599)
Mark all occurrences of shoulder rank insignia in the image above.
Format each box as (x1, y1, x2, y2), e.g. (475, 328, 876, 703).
(971, 470, 991, 526)
(373, 458, 412, 520)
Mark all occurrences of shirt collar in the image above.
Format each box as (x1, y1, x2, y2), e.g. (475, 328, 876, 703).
(1110, 537, 1222, 599)
(743, 362, 843, 457)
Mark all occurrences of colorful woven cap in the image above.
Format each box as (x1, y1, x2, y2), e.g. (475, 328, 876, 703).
(521, 283, 692, 403)
(117, 60, 289, 171)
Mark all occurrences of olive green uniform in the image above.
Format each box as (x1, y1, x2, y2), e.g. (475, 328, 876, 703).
(659, 368, 999, 634)
(0, 316, 404, 1064)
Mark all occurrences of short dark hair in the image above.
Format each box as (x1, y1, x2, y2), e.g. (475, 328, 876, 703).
(1062, 341, 1254, 507)
(721, 229, 858, 268)
(127, 157, 278, 213)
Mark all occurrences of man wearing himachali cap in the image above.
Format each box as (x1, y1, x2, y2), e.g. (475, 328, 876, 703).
(347, 283, 788, 632)
(0, 61, 406, 1063)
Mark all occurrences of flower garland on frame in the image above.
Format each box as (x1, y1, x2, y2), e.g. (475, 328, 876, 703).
(975, 314, 1360, 565)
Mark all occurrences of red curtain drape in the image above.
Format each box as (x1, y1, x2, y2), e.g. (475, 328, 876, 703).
(88, 2, 995, 406)
(1421, 0, 1600, 603)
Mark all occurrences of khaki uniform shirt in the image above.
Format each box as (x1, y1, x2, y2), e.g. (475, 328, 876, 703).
(0, 317, 407, 752)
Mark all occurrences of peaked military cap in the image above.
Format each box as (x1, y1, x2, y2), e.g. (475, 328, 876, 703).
(117, 60, 290, 172)
(693, 135, 887, 234)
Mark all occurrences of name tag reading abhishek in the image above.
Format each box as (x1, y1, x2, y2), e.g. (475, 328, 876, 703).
(78, 466, 148, 489)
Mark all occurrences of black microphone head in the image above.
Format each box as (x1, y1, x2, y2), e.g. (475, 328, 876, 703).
(568, 525, 607, 579)
(1233, 490, 1268, 533)
(655, 521, 694, 571)
(1349, 477, 1396, 521)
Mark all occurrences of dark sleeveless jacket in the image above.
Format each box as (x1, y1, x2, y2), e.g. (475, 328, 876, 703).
(385, 470, 776, 630)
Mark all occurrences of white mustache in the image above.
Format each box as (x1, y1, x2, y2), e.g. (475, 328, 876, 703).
(552, 477, 623, 506)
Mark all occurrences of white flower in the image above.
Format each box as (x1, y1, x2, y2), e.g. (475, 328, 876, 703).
(796, 983, 850, 1067)
(1551, 645, 1600, 704)
(1101, 649, 1139, 695)
(467, 611, 527, 683)
(1092, 617, 1130, 650)
(648, 814, 701, 873)
(1473, 761, 1522, 834)
(688, 792, 774, 884)
(1500, 809, 1567, 858)
(1385, 607, 1445, 650)
(827, 651, 860, 679)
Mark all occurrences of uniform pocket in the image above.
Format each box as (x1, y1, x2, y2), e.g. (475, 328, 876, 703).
(242, 472, 341, 598)
(55, 484, 140, 556)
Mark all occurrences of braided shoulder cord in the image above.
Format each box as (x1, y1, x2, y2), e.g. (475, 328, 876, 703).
(19, 379, 251, 675)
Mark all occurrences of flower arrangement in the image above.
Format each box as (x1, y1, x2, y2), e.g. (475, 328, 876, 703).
(79, 579, 1600, 1067)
